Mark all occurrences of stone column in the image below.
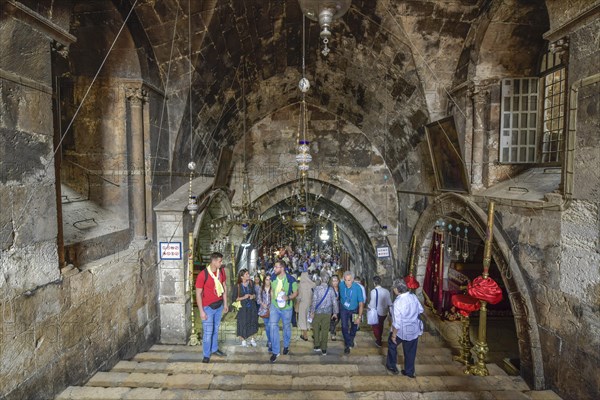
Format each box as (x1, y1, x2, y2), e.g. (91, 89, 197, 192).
(126, 87, 148, 239)
(471, 87, 488, 190)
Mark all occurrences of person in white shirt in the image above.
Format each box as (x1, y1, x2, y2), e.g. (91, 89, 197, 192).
(385, 279, 424, 377)
(367, 276, 392, 347)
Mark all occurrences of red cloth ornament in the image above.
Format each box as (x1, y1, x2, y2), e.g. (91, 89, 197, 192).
(404, 275, 420, 289)
(451, 293, 481, 317)
(467, 276, 503, 304)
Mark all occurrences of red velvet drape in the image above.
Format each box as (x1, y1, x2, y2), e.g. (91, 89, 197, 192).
(423, 229, 444, 314)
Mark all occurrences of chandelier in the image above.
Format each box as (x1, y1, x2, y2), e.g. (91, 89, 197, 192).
(228, 61, 262, 234)
(298, 0, 352, 56)
(319, 227, 330, 242)
(435, 218, 471, 262)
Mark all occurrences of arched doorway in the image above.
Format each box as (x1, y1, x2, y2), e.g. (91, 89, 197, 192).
(412, 193, 545, 389)
(252, 178, 394, 286)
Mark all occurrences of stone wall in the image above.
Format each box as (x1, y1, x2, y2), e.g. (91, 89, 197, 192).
(0, 3, 164, 399)
(0, 241, 160, 400)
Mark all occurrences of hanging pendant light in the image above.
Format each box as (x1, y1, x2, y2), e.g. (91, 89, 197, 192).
(296, 139, 312, 176)
(298, 0, 351, 56)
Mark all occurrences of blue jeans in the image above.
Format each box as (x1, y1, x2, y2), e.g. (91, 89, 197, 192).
(262, 316, 272, 346)
(340, 307, 358, 348)
(268, 305, 293, 355)
(201, 304, 223, 358)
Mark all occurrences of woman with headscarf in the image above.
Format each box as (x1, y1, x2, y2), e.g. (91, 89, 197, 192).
(296, 270, 315, 341)
(231, 269, 259, 347)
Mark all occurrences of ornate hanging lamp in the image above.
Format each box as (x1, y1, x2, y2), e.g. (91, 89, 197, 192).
(298, 0, 352, 56)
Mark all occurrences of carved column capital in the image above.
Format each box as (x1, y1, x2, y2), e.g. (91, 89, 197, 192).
(549, 36, 569, 64)
(51, 40, 69, 58)
(125, 87, 148, 104)
(471, 87, 489, 106)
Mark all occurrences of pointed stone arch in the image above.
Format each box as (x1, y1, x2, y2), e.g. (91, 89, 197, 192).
(412, 192, 545, 390)
(252, 178, 395, 282)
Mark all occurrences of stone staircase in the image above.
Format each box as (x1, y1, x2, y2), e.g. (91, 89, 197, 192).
(56, 319, 562, 399)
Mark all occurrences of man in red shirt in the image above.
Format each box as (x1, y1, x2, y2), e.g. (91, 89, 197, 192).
(195, 252, 229, 363)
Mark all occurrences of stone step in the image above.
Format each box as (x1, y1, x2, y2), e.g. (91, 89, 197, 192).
(153, 332, 448, 349)
(111, 360, 508, 377)
(80, 371, 529, 392)
(150, 342, 451, 356)
(132, 350, 454, 365)
(56, 386, 553, 400)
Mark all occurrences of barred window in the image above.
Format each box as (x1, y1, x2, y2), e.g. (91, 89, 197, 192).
(540, 50, 567, 163)
(499, 45, 566, 164)
(500, 78, 538, 163)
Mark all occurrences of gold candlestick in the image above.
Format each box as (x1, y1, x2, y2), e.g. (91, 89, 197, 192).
(468, 301, 489, 375)
(408, 235, 417, 277)
(188, 231, 199, 346)
(466, 201, 495, 376)
(454, 314, 473, 366)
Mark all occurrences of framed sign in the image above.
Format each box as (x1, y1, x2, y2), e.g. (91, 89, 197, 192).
(159, 242, 182, 260)
(376, 246, 390, 258)
(424, 116, 470, 193)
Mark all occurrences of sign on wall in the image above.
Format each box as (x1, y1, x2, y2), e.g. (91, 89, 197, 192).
(159, 242, 182, 260)
(376, 246, 390, 258)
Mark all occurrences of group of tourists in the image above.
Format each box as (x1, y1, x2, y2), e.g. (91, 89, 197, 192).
(195, 251, 424, 377)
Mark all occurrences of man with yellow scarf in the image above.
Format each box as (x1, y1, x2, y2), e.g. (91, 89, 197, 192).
(196, 252, 229, 363)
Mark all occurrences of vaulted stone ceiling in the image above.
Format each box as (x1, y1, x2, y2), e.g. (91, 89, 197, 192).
(131, 0, 492, 185)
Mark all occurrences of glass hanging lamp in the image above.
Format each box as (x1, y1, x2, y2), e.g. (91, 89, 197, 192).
(298, 0, 352, 56)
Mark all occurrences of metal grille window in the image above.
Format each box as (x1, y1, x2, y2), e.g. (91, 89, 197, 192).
(500, 78, 539, 163)
(540, 50, 567, 163)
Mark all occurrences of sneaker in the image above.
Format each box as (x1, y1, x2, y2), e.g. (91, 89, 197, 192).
(386, 366, 400, 375)
(283, 347, 289, 355)
(213, 350, 227, 357)
(250, 338, 257, 347)
(241, 340, 247, 347)
(270, 353, 279, 363)
(313, 346, 321, 352)
(202, 357, 210, 363)
(268, 346, 273, 353)
(401, 369, 416, 378)
(331, 335, 337, 341)
(375, 341, 382, 348)
(344, 347, 350, 354)
(321, 349, 327, 355)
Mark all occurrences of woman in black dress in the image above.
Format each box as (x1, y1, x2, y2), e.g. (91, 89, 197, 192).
(232, 269, 259, 346)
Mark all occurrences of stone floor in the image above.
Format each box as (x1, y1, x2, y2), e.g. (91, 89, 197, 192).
(56, 314, 562, 399)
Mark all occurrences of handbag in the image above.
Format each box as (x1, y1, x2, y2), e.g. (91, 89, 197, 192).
(258, 289, 270, 318)
(208, 299, 223, 309)
(231, 284, 242, 310)
(367, 288, 379, 325)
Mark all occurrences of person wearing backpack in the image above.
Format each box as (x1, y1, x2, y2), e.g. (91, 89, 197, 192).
(195, 252, 228, 363)
(308, 270, 339, 355)
(268, 260, 298, 363)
